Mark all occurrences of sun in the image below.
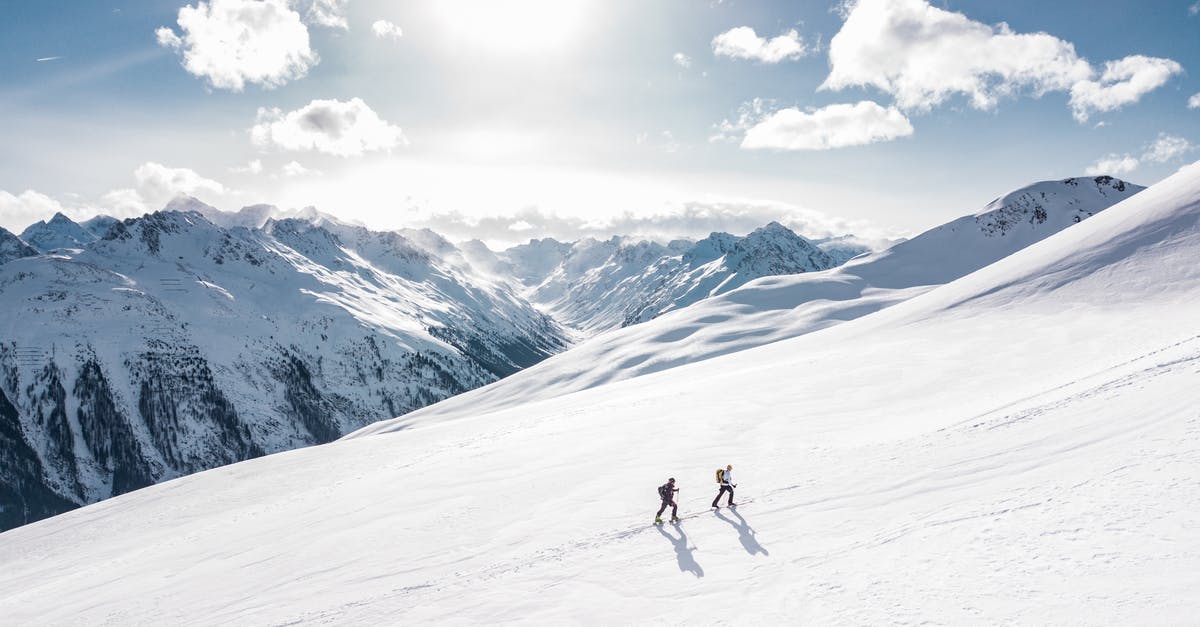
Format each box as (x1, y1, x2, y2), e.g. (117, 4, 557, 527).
(430, 0, 591, 53)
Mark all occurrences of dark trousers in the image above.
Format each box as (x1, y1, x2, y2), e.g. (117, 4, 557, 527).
(712, 484, 734, 507)
(657, 499, 678, 518)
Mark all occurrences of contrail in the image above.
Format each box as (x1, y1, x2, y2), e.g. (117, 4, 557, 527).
(36, 56, 64, 62)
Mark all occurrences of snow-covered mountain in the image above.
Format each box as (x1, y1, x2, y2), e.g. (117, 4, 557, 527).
(17, 212, 114, 252)
(0, 199, 881, 530)
(0, 227, 38, 265)
(358, 176, 1144, 427)
(0, 166, 1195, 624)
(0, 205, 569, 530)
(500, 221, 839, 332)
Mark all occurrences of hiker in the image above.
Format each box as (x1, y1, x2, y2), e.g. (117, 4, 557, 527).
(656, 477, 680, 523)
(712, 464, 736, 508)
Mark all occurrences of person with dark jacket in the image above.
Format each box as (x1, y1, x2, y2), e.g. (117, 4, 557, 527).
(655, 477, 680, 523)
(712, 464, 736, 508)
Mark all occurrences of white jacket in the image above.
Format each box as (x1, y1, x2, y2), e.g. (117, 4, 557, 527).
(721, 470, 734, 486)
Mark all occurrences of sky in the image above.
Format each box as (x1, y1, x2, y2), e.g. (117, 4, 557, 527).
(1, 0, 1198, 247)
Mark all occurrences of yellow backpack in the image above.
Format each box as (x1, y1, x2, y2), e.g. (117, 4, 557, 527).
(716, 468, 724, 483)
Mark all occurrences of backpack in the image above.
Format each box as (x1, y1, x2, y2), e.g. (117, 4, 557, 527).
(658, 484, 667, 499)
(716, 468, 725, 484)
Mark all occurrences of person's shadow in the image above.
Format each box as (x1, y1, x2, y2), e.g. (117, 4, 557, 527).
(714, 507, 769, 556)
(656, 523, 704, 577)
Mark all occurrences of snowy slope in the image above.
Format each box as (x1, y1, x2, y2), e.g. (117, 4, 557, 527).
(0, 206, 567, 530)
(360, 176, 1143, 427)
(505, 222, 839, 333)
(0, 227, 38, 265)
(18, 212, 100, 252)
(0, 167, 1196, 624)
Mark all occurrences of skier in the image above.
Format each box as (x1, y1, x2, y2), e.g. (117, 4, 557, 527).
(655, 477, 680, 524)
(712, 464, 736, 508)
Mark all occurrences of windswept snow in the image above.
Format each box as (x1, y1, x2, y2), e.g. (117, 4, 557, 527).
(0, 166, 1195, 624)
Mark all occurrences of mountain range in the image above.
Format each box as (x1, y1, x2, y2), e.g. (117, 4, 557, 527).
(356, 175, 1144, 427)
(0, 200, 855, 530)
(0, 166, 1194, 623)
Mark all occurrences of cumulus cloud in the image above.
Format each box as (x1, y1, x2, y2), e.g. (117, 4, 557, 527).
(741, 101, 913, 151)
(1189, 93, 1200, 109)
(1142, 134, 1194, 163)
(1084, 155, 1140, 176)
(712, 26, 809, 63)
(822, 0, 1180, 121)
(135, 162, 225, 202)
(0, 163, 231, 231)
(371, 19, 403, 40)
(417, 202, 899, 250)
(0, 190, 71, 232)
(103, 163, 228, 215)
(280, 161, 320, 177)
(307, 0, 348, 29)
(1084, 133, 1195, 176)
(156, 0, 317, 91)
(1068, 56, 1182, 122)
(673, 52, 692, 68)
(250, 98, 407, 157)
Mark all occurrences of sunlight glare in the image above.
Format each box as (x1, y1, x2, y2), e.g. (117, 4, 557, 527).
(432, 0, 591, 52)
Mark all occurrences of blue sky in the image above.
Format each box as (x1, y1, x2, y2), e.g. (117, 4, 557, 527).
(1, 0, 1198, 245)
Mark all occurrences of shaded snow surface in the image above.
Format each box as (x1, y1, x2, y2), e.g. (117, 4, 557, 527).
(0, 168, 1197, 624)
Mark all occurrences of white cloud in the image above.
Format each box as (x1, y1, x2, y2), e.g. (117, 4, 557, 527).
(1084, 133, 1195, 176)
(1191, 2, 1200, 15)
(0, 190, 71, 232)
(1084, 154, 1140, 176)
(100, 188, 148, 216)
(232, 159, 264, 175)
(710, 97, 773, 143)
(307, 0, 348, 29)
(673, 52, 692, 69)
(1068, 56, 1182, 122)
(712, 27, 809, 63)
(280, 161, 320, 177)
(822, 0, 1180, 121)
(1142, 134, 1193, 163)
(372, 20, 403, 40)
(740, 101, 913, 151)
(0, 163, 230, 231)
(156, 0, 317, 91)
(1189, 93, 1200, 109)
(250, 98, 407, 157)
(134, 162, 226, 207)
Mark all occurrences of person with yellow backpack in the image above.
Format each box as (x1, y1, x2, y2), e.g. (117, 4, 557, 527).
(712, 464, 737, 508)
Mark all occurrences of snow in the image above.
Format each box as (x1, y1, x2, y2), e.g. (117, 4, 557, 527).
(501, 223, 840, 333)
(0, 168, 1195, 623)
(18, 212, 98, 252)
(356, 176, 1143, 429)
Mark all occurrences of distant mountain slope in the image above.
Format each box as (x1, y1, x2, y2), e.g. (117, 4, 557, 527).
(19, 212, 100, 252)
(357, 176, 1143, 431)
(503, 222, 839, 333)
(1, 168, 1195, 625)
(0, 227, 38, 265)
(0, 206, 568, 530)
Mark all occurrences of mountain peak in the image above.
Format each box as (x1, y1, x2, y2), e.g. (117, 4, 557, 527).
(973, 176, 1145, 238)
(18, 212, 95, 253)
(0, 226, 40, 264)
